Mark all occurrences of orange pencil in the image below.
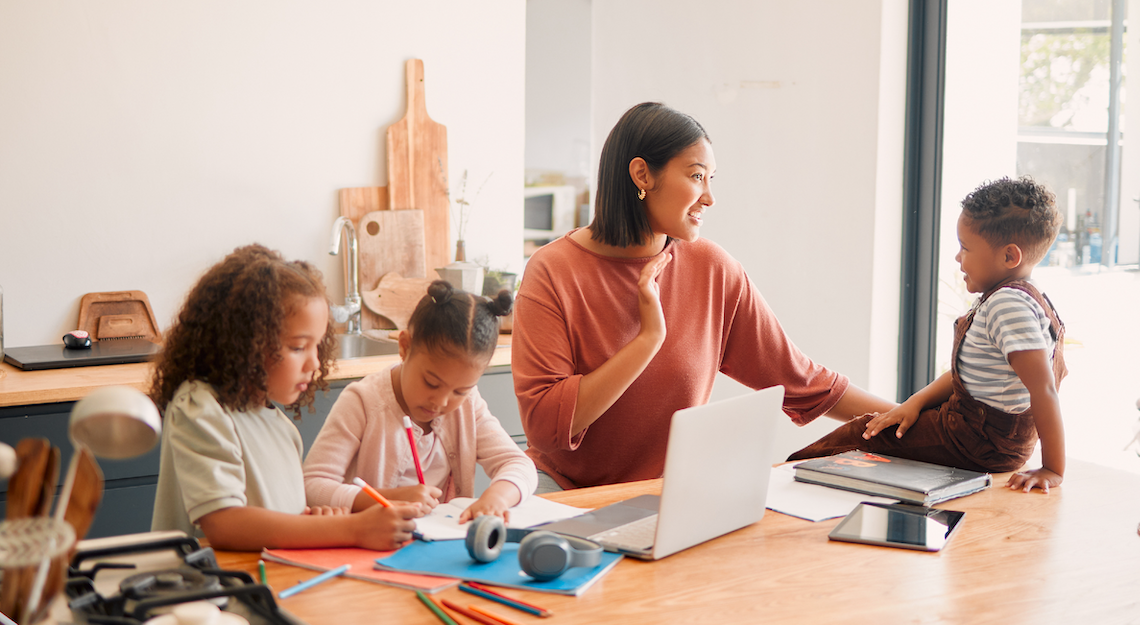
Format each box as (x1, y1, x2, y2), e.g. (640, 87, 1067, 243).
(352, 477, 393, 508)
(468, 605, 525, 625)
(440, 599, 501, 625)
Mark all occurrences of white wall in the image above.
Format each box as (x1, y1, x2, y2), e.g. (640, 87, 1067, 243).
(591, 0, 908, 456)
(0, 1, 525, 347)
(525, 0, 592, 178)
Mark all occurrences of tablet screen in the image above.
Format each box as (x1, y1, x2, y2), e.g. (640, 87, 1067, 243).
(828, 502, 965, 551)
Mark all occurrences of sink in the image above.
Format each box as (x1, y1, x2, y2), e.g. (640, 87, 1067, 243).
(334, 333, 400, 359)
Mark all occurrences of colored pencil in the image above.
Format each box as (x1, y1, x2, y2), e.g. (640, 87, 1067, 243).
(467, 581, 551, 615)
(277, 564, 350, 599)
(404, 416, 426, 484)
(415, 590, 458, 625)
(458, 583, 551, 617)
(439, 600, 502, 625)
(258, 559, 268, 585)
(469, 604, 525, 625)
(353, 476, 393, 507)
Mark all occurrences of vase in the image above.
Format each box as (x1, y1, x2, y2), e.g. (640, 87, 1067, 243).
(455, 240, 467, 262)
(436, 260, 484, 295)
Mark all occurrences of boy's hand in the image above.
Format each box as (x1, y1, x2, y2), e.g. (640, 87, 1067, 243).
(355, 502, 423, 551)
(385, 484, 442, 510)
(863, 404, 921, 439)
(1006, 468, 1063, 494)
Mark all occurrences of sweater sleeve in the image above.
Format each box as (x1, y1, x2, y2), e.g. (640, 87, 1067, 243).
(302, 383, 368, 509)
(511, 268, 587, 454)
(466, 389, 538, 501)
(719, 272, 849, 426)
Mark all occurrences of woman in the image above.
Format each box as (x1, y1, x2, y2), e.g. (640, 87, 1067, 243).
(512, 102, 893, 492)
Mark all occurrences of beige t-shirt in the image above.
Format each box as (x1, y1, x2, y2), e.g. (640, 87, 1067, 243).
(151, 380, 307, 538)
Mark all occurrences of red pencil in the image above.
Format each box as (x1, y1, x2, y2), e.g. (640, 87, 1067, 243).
(468, 605, 524, 625)
(403, 416, 426, 484)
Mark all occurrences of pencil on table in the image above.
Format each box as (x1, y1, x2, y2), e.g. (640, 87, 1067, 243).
(440, 599, 501, 625)
(415, 590, 458, 625)
(469, 604, 525, 625)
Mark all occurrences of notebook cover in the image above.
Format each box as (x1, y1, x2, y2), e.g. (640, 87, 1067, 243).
(262, 547, 458, 593)
(375, 537, 623, 596)
(792, 450, 992, 503)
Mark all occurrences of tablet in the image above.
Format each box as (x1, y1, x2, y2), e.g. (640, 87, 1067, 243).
(828, 502, 965, 552)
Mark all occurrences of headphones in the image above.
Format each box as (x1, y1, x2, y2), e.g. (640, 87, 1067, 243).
(465, 515, 603, 581)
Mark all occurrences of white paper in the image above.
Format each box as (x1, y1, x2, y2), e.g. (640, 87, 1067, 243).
(413, 496, 589, 540)
(766, 464, 897, 522)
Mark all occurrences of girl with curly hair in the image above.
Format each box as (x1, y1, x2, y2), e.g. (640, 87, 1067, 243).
(150, 244, 422, 550)
(304, 280, 536, 524)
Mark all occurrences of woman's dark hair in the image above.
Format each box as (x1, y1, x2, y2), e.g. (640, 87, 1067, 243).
(960, 176, 1061, 265)
(591, 102, 710, 248)
(149, 243, 335, 417)
(406, 280, 512, 362)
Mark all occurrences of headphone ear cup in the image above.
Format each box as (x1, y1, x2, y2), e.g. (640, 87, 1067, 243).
(466, 515, 507, 563)
(517, 531, 571, 581)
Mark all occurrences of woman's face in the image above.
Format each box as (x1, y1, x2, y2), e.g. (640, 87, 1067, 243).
(265, 296, 327, 405)
(642, 139, 716, 242)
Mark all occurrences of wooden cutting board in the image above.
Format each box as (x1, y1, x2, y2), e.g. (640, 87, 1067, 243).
(362, 273, 434, 332)
(387, 59, 451, 274)
(338, 186, 389, 224)
(354, 210, 428, 331)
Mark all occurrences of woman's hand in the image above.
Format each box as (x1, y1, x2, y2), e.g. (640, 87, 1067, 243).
(637, 252, 672, 347)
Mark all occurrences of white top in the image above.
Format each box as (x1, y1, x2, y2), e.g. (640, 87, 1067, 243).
(151, 380, 307, 538)
(958, 287, 1054, 413)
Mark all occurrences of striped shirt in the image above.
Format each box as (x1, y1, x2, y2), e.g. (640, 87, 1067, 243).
(957, 287, 1054, 414)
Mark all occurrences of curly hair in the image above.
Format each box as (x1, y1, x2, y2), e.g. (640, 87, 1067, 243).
(149, 244, 335, 418)
(960, 176, 1061, 265)
(406, 280, 512, 362)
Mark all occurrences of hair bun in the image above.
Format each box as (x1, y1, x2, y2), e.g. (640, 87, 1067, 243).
(486, 289, 514, 317)
(427, 280, 454, 305)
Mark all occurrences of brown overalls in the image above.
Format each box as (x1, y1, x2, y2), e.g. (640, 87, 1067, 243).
(788, 280, 1066, 473)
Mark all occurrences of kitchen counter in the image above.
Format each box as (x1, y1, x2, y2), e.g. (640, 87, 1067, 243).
(0, 338, 512, 408)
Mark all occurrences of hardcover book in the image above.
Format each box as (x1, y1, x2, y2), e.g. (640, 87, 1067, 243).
(792, 450, 992, 505)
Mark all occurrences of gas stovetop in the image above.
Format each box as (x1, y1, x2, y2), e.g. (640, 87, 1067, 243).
(55, 533, 304, 625)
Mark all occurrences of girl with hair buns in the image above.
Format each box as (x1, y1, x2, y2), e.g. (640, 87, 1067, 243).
(305, 281, 537, 523)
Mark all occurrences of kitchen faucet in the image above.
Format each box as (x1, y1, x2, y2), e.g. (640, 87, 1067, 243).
(329, 216, 362, 335)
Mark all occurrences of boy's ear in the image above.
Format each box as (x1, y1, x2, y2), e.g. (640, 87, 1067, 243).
(628, 157, 652, 192)
(1003, 243, 1024, 268)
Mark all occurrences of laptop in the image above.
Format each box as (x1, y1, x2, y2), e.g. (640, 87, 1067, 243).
(534, 385, 784, 560)
(3, 338, 162, 370)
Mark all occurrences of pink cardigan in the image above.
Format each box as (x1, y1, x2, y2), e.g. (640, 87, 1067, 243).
(303, 365, 537, 508)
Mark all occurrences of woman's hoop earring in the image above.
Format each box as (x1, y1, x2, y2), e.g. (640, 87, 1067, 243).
(637, 188, 646, 201)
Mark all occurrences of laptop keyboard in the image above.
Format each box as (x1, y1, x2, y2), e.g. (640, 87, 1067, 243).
(591, 514, 659, 551)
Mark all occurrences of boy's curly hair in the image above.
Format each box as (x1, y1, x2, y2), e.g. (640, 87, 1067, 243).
(960, 176, 1061, 265)
(149, 244, 334, 418)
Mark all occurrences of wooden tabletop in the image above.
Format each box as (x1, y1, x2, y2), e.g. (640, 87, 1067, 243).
(214, 458, 1140, 624)
(0, 343, 511, 408)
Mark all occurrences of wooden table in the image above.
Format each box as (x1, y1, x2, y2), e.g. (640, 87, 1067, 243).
(214, 458, 1140, 624)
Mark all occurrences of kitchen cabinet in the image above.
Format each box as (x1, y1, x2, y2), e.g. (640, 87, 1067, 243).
(0, 363, 525, 538)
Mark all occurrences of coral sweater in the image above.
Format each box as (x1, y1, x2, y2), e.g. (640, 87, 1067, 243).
(512, 232, 848, 489)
